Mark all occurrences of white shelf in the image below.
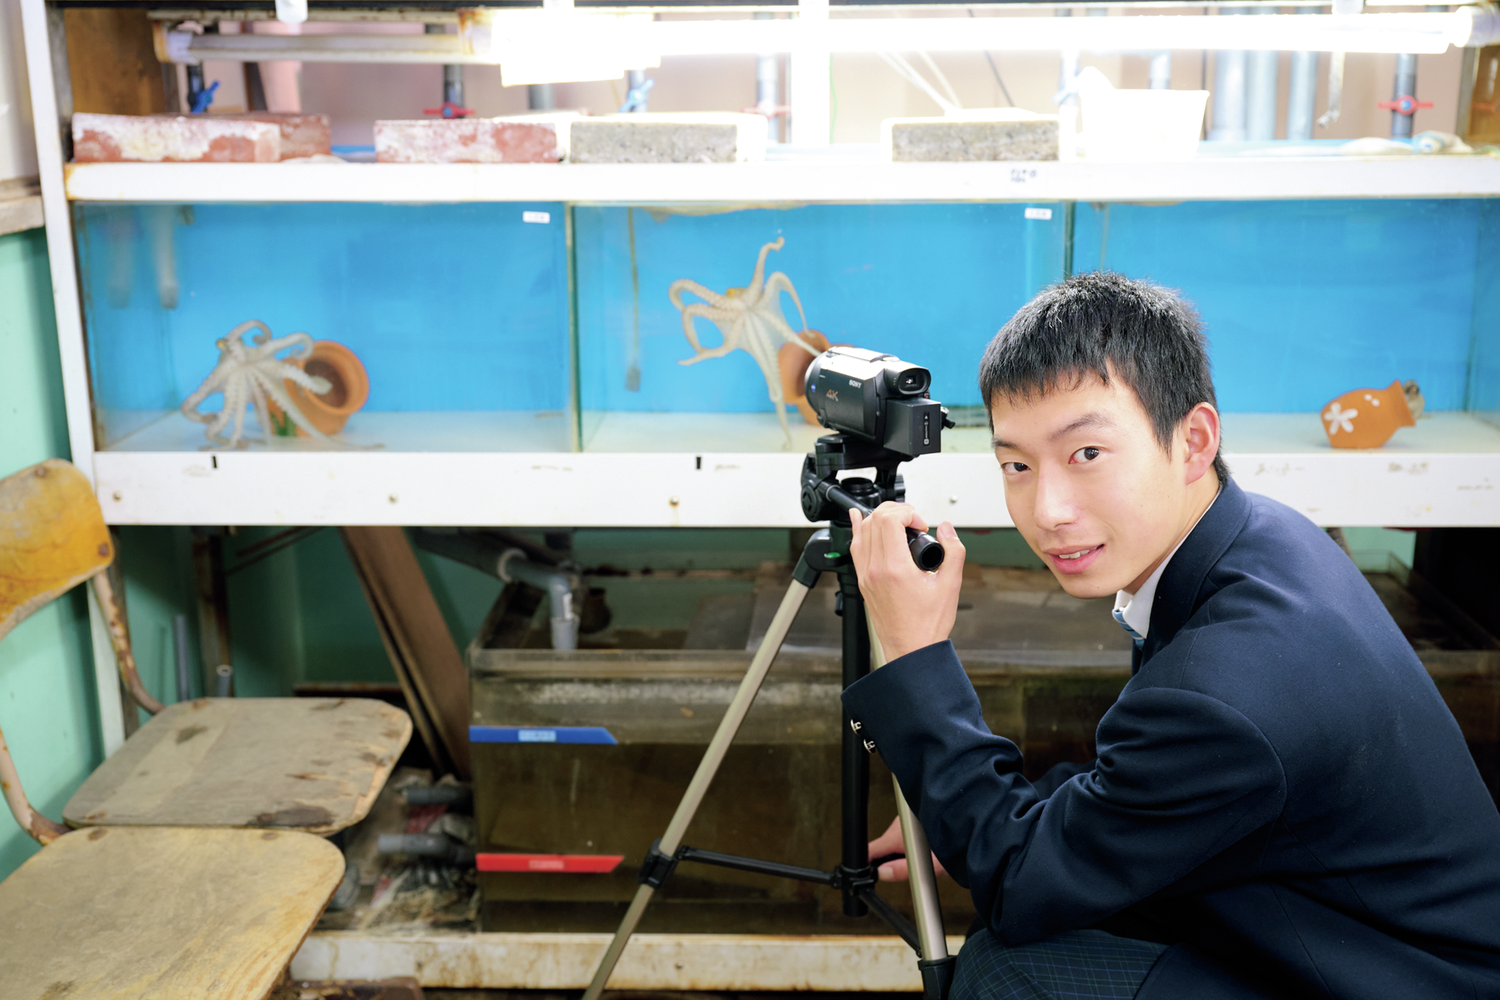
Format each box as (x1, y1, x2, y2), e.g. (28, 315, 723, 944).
(62, 154, 1500, 206)
(90, 412, 1500, 528)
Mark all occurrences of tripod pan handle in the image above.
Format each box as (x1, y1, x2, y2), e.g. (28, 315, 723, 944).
(907, 531, 944, 572)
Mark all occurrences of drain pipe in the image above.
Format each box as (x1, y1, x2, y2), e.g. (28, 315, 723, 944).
(498, 548, 578, 651)
(1208, 8, 1248, 141)
(1245, 6, 1278, 141)
(412, 529, 580, 651)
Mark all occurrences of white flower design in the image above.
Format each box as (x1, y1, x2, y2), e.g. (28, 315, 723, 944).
(1324, 402, 1357, 435)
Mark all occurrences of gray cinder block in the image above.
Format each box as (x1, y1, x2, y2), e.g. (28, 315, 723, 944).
(883, 115, 1060, 162)
(569, 114, 767, 164)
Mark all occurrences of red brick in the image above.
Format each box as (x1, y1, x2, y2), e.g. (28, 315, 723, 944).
(73, 113, 279, 163)
(374, 118, 563, 164)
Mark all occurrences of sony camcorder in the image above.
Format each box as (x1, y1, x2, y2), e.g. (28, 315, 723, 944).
(804, 347, 947, 459)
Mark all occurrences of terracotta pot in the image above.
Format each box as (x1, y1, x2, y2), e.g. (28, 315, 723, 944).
(778, 330, 832, 426)
(276, 340, 370, 437)
(1320, 380, 1415, 450)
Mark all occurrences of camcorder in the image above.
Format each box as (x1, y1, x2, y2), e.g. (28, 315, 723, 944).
(800, 347, 953, 571)
(804, 347, 947, 459)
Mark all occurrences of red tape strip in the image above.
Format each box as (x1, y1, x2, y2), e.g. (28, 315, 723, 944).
(476, 853, 625, 874)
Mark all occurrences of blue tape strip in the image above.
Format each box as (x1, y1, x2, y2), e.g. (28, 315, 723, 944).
(469, 725, 618, 745)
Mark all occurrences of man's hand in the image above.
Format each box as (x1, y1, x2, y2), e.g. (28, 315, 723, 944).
(868, 815, 949, 882)
(849, 502, 965, 662)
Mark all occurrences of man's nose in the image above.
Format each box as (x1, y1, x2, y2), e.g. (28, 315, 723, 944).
(1033, 468, 1077, 532)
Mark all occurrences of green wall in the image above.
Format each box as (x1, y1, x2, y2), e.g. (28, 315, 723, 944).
(0, 227, 102, 880)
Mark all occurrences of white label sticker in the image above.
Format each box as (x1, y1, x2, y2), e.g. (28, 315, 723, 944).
(523, 211, 552, 225)
(519, 729, 557, 742)
(1024, 207, 1053, 221)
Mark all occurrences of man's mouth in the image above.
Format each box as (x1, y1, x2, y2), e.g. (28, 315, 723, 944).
(1045, 544, 1103, 573)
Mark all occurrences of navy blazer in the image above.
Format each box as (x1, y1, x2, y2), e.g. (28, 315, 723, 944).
(843, 479, 1500, 999)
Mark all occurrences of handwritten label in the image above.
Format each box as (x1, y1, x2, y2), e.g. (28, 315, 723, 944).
(1024, 207, 1053, 221)
(519, 729, 558, 742)
(522, 211, 552, 224)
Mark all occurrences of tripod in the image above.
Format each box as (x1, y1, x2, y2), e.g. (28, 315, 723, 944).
(581, 434, 955, 1000)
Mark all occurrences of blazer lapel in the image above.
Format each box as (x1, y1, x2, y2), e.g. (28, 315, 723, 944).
(1139, 479, 1252, 666)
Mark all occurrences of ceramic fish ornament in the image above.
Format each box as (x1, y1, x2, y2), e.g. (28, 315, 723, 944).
(1320, 380, 1417, 449)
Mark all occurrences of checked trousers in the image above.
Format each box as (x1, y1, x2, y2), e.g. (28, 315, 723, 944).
(951, 928, 1168, 1000)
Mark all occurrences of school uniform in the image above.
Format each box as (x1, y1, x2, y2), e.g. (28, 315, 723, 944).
(843, 479, 1500, 999)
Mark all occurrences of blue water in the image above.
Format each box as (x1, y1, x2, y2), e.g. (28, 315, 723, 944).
(75, 198, 1498, 444)
(575, 203, 1066, 414)
(75, 202, 571, 426)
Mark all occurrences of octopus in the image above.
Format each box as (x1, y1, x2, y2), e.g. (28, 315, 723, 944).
(669, 237, 822, 445)
(180, 320, 338, 449)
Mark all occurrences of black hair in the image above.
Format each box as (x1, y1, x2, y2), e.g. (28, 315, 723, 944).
(978, 271, 1228, 484)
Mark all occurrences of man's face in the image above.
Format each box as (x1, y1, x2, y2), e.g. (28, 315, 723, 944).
(989, 372, 1203, 599)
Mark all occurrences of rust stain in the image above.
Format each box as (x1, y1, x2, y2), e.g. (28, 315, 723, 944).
(359, 751, 380, 764)
(190, 698, 210, 710)
(288, 772, 325, 781)
(176, 724, 209, 744)
(251, 804, 336, 828)
(261, 831, 279, 840)
(32, 466, 47, 478)
(85, 811, 106, 821)
(311, 699, 348, 712)
(37, 981, 74, 1000)
(87, 829, 107, 841)
(97, 543, 109, 557)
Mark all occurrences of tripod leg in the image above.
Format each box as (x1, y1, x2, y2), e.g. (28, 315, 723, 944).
(870, 627, 955, 1000)
(581, 578, 813, 1000)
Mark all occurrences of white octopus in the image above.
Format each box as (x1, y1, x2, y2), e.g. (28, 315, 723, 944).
(180, 320, 337, 449)
(669, 237, 822, 445)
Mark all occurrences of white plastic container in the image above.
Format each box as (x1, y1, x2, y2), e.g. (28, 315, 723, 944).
(1075, 67, 1209, 162)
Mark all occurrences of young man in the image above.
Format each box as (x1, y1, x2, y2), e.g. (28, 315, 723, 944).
(843, 272, 1500, 1000)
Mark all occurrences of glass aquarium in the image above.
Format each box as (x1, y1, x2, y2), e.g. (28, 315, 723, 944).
(73, 196, 1500, 456)
(73, 201, 572, 453)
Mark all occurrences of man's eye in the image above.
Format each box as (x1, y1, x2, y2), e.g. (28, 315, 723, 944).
(1001, 461, 1030, 474)
(1070, 447, 1102, 464)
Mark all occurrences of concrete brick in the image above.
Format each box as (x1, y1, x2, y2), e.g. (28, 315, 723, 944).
(883, 115, 1060, 162)
(373, 118, 565, 164)
(72, 112, 280, 163)
(568, 114, 767, 164)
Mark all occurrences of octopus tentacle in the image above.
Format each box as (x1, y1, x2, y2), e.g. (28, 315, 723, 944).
(252, 368, 343, 447)
(246, 374, 275, 444)
(678, 304, 743, 364)
(762, 273, 817, 355)
(744, 237, 785, 302)
(669, 278, 734, 311)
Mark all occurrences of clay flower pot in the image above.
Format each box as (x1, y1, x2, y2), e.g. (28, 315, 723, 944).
(277, 340, 370, 437)
(1320, 380, 1416, 449)
(779, 330, 832, 425)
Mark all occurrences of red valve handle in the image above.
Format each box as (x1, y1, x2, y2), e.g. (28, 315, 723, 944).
(741, 104, 791, 118)
(423, 101, 476, 119)
(1377, 95, 1434, 116)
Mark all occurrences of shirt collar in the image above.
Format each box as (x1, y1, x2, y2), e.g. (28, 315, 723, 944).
(1112, 490, 1219, 641)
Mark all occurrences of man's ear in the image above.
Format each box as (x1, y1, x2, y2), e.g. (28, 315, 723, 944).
(1181, 403, 1221, 485)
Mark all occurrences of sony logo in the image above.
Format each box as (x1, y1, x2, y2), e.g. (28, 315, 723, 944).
(848, 379, 862, 388)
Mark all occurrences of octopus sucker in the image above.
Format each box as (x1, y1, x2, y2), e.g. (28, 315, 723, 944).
(180, 319, 345, 449)
(669, 237, 822, 446)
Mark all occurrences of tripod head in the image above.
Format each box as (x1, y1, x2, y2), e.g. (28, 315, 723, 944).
(800, 434, 946, 571)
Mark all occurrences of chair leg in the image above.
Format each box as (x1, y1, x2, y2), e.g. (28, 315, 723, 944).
(90, 571, 165, 716)
(0, 722, 68, 844)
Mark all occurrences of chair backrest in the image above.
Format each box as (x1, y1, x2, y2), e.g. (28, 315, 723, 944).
(0, 459, 111, 645)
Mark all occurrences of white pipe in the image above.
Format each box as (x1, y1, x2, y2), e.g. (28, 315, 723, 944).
(1287, 49, 1319, 139)
(1246, 7, 1280, 141)
(1210, 7, 1249, 143)
(1149, 52, 1172, 90)
(157, 9, 1497, 65)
